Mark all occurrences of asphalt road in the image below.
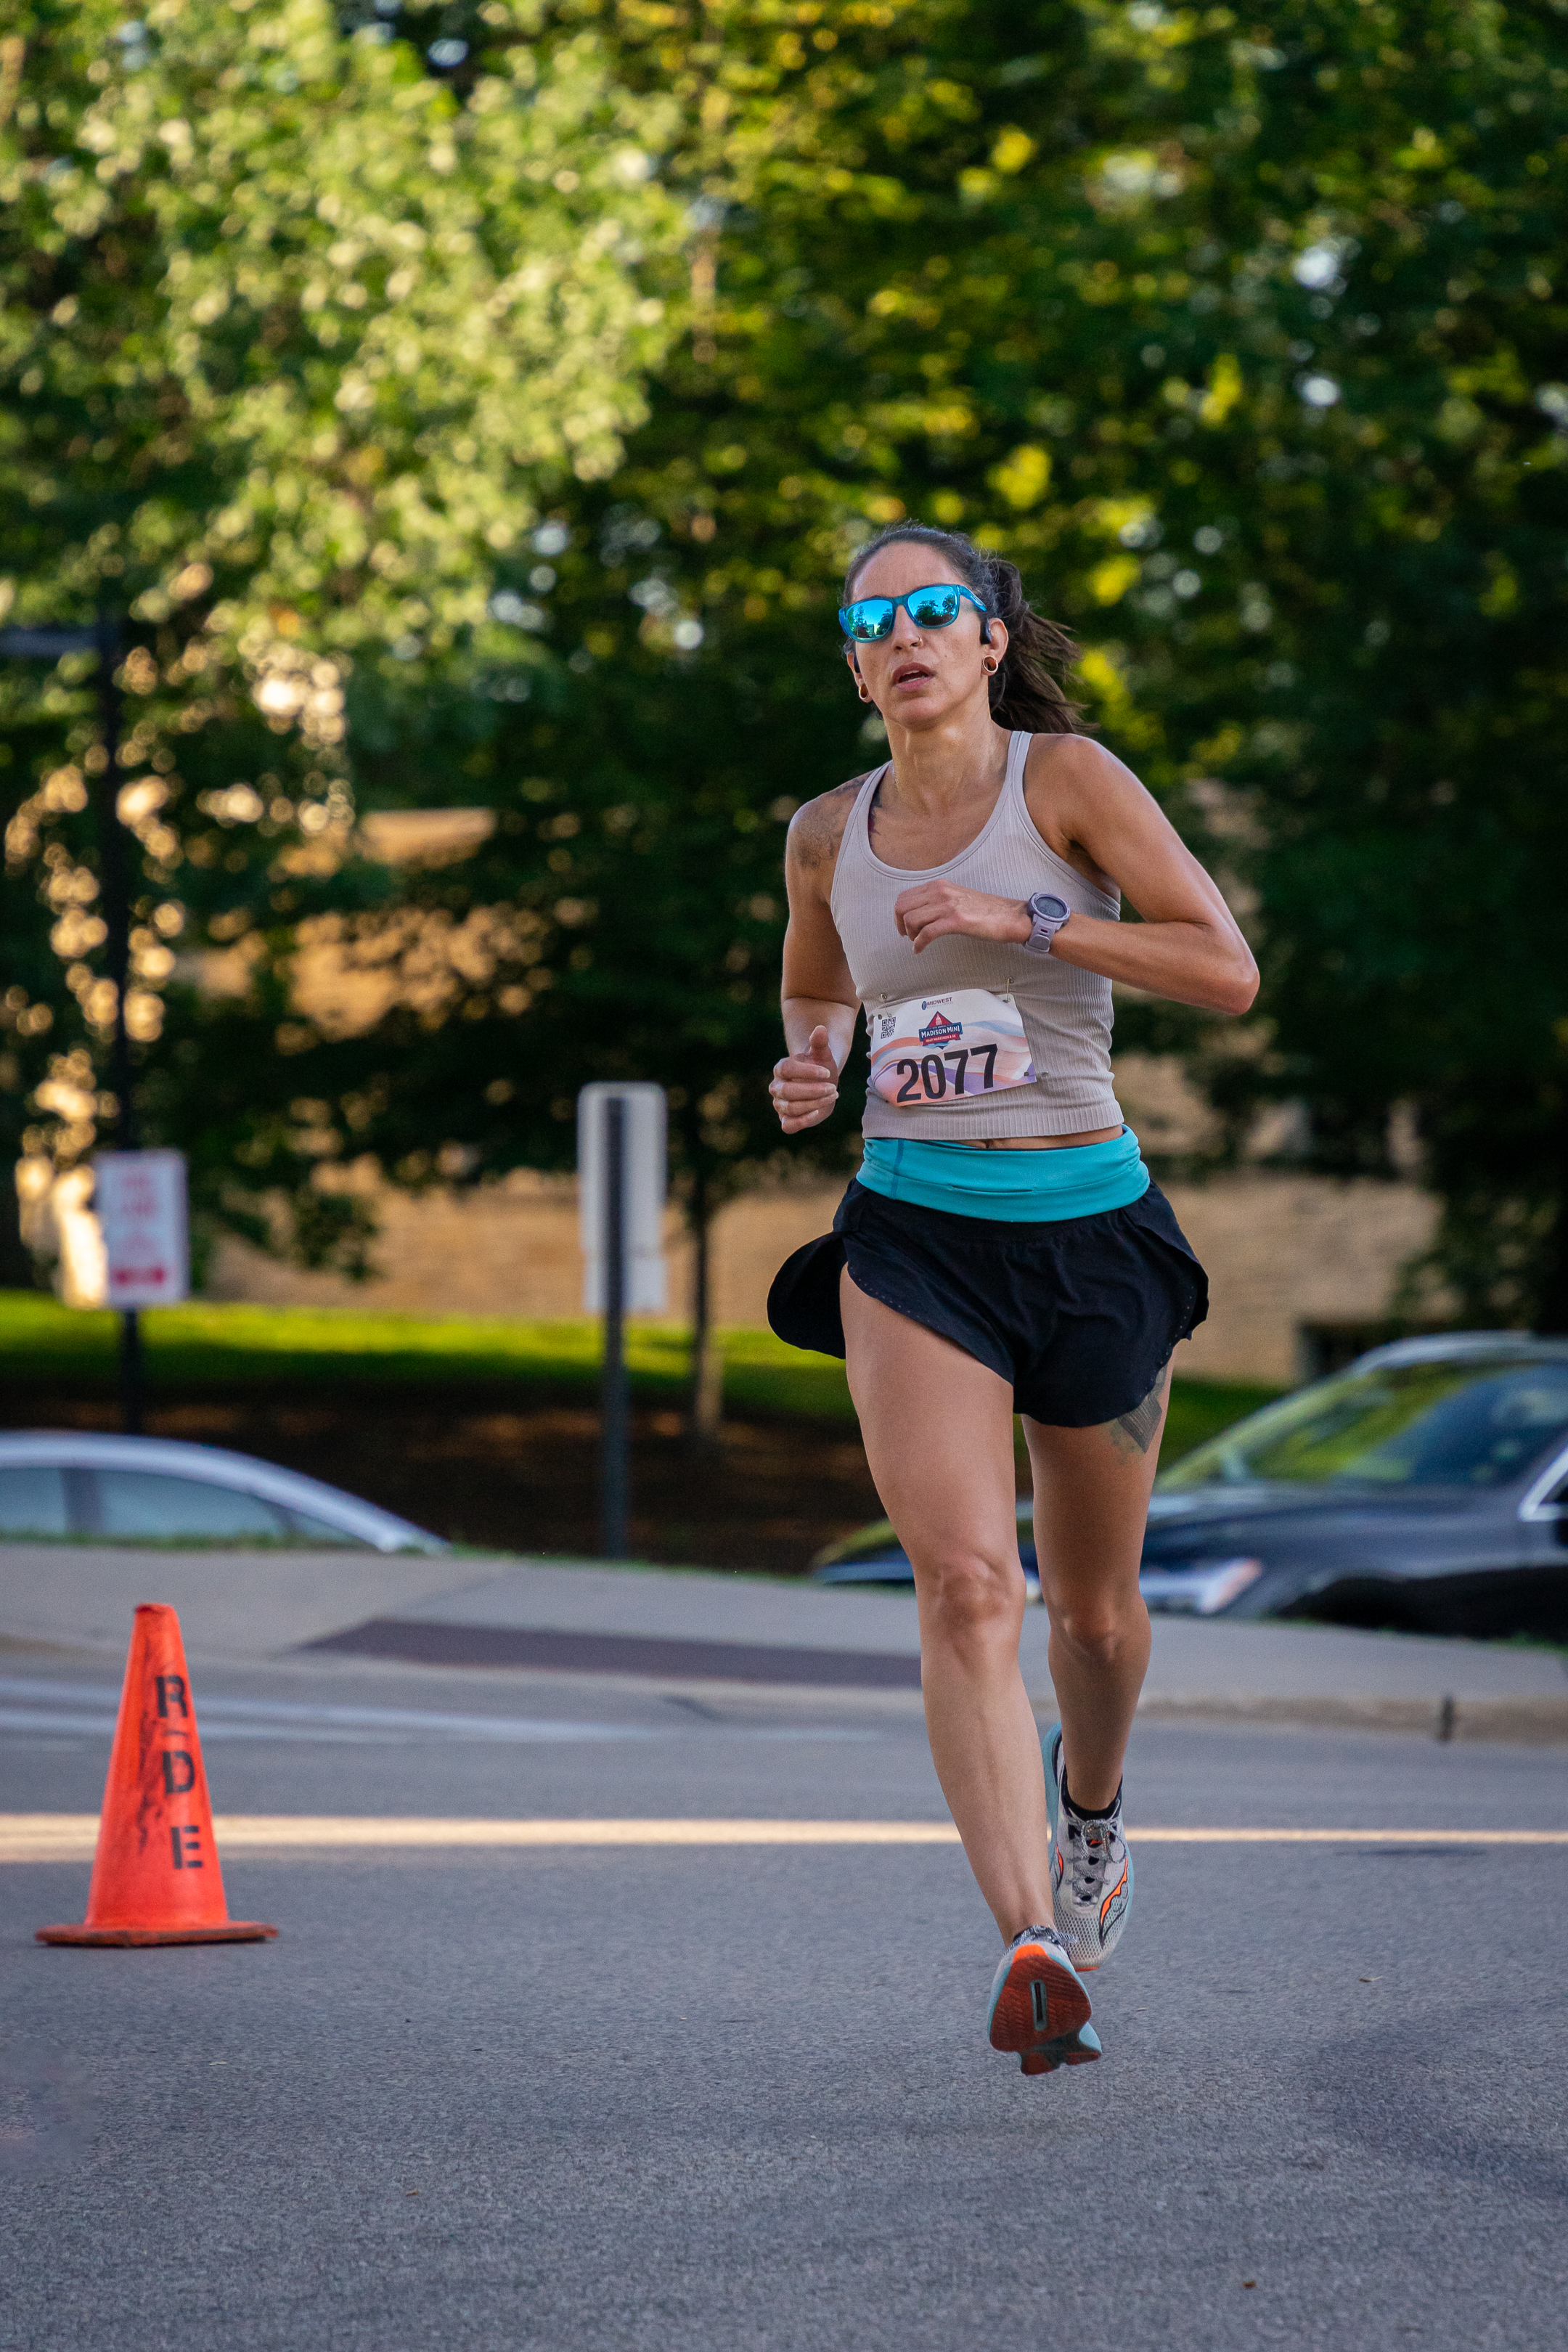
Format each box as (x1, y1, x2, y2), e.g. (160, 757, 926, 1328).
(3, 1653, 1566, 2352)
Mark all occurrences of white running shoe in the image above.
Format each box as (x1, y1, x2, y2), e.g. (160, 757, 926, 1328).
(986, 1921, 1101, 2076)
(1045, 1723, 1133, 1973)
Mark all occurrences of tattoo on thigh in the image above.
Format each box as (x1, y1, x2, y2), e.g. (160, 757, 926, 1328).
(1108, 1368, 1169, 1457)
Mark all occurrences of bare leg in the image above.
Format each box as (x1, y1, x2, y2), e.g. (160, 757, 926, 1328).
(840, 1269, 1052, 1941)
(1023, 1363, 1172, 1811)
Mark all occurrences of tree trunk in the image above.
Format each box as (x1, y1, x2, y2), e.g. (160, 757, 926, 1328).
(687, 1172, 723, 1450)
(0, 1162, 38, 1291)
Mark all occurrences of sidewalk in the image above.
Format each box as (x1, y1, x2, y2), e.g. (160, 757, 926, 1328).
(2, 1543, 1564, 1742)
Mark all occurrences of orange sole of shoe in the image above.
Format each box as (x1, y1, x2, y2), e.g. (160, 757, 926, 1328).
(989, 1941, 1093, 2057)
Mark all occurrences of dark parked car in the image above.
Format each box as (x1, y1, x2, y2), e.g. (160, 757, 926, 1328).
(809, 1334, 1568, 1641)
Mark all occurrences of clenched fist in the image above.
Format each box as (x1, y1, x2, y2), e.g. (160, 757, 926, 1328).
(771, 1024, 839, 1133)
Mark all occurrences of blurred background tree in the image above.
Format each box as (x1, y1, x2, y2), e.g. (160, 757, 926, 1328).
(4, 0, 1565, 1361)
(563, 0, 1564, 1334)
(0, 0, 677, 1272)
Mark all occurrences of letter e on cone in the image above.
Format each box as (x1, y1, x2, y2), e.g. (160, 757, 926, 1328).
(36, 1604, 277, 1947)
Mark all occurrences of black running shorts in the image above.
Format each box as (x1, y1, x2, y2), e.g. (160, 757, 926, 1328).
(767, 1177, 1208, 1429)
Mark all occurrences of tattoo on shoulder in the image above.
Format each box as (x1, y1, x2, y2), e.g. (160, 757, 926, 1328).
(789, 777, 862, 875)
(1106, 1366, 1169, 1457)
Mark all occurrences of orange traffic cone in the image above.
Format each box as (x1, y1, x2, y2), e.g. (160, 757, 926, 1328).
(36, 1603, 277, 1947)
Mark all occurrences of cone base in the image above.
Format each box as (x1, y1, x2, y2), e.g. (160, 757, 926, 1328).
(36, 1921, 279, 1946)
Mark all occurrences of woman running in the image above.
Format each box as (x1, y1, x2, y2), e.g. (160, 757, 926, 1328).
(767, 523, 1258, 2076)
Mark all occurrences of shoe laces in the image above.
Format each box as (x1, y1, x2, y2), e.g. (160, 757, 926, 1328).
(1064, 1807, 1120, 1906)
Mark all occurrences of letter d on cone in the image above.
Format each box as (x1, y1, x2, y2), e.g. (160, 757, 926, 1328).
(37, 1604, 277, 1947)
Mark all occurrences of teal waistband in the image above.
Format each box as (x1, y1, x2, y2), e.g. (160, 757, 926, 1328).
(856, 1129, 1149, 1223)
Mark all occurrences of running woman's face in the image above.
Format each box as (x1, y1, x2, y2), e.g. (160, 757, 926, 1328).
(842, 544, 1008, 732)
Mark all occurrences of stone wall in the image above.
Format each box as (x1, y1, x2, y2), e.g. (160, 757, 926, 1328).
(208, 1161, 1438, 1387)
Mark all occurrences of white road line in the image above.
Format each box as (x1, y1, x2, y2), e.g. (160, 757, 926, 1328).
(0, 1707, 129, 1739)
(4, 1816, 1567, 1861)
(0, 1707, 659, 1746)
(0, 1681, 877, 1747)
(0, 1678, 658, 1742)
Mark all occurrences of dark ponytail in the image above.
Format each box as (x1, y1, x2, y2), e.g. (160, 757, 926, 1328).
(843, 523, 1088, 735)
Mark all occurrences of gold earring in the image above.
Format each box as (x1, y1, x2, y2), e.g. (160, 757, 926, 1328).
(857, 683, 870, 702)
(983, 659, 997, 674)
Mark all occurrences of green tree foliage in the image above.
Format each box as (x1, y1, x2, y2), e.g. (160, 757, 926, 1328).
(563, 0, 1567, 1328)
(6, 0, 1566, 1342)
(0, 0, 676, 1265)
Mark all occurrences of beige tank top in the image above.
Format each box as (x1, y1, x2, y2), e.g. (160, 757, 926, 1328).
(829, 730, 1123, 1140)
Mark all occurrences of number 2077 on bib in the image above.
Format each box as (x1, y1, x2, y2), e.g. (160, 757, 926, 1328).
(867, 989, 1037, 1108)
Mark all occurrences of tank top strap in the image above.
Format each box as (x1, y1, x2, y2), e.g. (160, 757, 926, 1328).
(854, 761, 891, 848)
(841, 767, 889, 870)
(1003, 729, 1032, 808)
(831, 762, 889, 926)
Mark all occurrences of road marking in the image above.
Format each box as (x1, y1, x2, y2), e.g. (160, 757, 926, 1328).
(1137, 1827, 1568, 1843)
(0, 1679, 878, 1748)
(4, 1816, 1568, 1861)
(1, 1816, 962, 1858)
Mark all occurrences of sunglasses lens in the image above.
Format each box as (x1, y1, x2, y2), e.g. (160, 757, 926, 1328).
(844, 601, 894, 640)
(907, 587, 962, 627)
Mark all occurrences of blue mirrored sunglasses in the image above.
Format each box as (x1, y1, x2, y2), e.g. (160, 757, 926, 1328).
(838, 582, 992, 642)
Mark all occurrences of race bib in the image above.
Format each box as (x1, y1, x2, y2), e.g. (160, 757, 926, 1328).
(867, 988, 1037, 1109)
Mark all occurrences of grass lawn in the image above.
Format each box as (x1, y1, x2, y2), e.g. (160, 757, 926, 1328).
(0, 1289, 1281, 1462)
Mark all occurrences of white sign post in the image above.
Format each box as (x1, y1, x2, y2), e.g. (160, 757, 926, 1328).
(576, 1085, 667, 1315)
(577, 1085, 667, 1559)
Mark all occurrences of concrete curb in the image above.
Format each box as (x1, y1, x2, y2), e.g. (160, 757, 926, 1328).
(1132, 1694, 1568, 1747)
(4, 1542, 1564, 1748)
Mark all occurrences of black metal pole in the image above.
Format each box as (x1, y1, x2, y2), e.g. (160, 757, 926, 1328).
(94, 615, 134, 1151)
(118, 1307, 142, 1438)
(600, 1095, 629, 1559)
(94, 614, 142, 1437)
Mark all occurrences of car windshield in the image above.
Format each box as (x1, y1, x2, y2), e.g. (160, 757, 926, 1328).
(1161, 1355, 1568, 1493)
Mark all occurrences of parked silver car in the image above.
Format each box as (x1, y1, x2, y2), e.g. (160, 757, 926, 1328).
(0, 1431, 445, 1552)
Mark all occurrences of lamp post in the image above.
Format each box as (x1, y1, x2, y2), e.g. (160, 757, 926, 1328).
(0, 616, 144, 1430)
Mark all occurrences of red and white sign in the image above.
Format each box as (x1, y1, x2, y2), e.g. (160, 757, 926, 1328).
(94, 1151, 189, 1308)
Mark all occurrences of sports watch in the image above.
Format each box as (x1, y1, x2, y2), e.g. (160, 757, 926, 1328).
(1020, 891, 1071, 956)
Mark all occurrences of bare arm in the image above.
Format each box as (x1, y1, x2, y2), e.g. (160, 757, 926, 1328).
(891, 738, 1259, 1016)
(772, 788, 862, 1134)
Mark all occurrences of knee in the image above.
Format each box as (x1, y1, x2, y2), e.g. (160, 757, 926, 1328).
(1048, 1591, 1145, 1670)
(916, 1549, 1022, 1646)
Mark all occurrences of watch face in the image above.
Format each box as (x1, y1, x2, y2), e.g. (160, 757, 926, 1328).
(1032, 894, 1069, 923)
